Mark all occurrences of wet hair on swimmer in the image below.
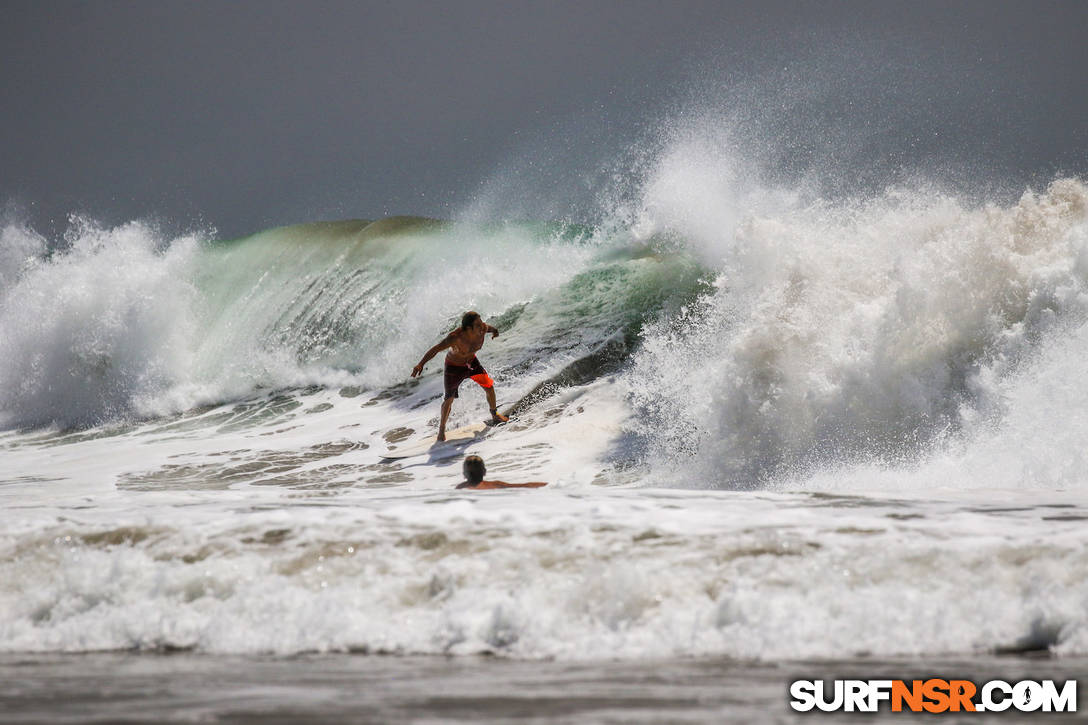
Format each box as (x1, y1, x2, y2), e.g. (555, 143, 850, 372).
(463, 455, 485, 484)
(461, 311, 481, 330)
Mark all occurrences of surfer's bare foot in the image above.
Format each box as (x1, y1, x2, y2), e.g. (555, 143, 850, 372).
(490, 411, 509, 424)
(437, 431, 446, 442)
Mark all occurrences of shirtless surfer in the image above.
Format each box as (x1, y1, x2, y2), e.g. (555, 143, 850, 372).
(411, 311, 509, 441)
(456, 455, 547, 490)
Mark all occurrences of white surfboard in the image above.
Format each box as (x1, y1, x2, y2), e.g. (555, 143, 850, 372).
(380, 422, 489, 460)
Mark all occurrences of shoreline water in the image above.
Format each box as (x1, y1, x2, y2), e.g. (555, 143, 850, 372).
(1, 652, 1084, 723)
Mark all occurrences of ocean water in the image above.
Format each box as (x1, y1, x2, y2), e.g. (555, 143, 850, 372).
(2, 653, 1084, 723)
(3, 124, 1088, 719)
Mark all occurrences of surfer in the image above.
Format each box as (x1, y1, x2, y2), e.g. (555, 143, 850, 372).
(456, 455, 547, 490)
(411, 311, 509, 441)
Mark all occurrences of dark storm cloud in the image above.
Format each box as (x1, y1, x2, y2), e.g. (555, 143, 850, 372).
(2, 0, 1086, 238)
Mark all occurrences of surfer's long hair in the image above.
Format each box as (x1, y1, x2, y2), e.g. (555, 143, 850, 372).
(461, 311, 481, 330)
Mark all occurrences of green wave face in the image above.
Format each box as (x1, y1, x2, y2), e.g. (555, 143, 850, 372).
(188, 216, 710, 399)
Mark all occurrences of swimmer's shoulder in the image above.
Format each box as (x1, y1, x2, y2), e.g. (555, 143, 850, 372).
(455, 480, 547, 490)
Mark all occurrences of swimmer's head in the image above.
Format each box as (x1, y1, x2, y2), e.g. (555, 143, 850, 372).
(463, 455, 486, 484)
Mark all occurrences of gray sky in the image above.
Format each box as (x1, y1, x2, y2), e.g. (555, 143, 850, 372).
(3, 0, 1086, 239)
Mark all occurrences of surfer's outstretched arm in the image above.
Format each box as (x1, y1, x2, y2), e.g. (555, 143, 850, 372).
(411, 332, 456, 377)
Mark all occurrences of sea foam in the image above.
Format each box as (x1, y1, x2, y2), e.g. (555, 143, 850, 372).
(623, 119, 1088, 488)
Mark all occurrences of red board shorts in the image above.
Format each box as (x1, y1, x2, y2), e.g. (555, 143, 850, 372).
(444, 357, 494, 399)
